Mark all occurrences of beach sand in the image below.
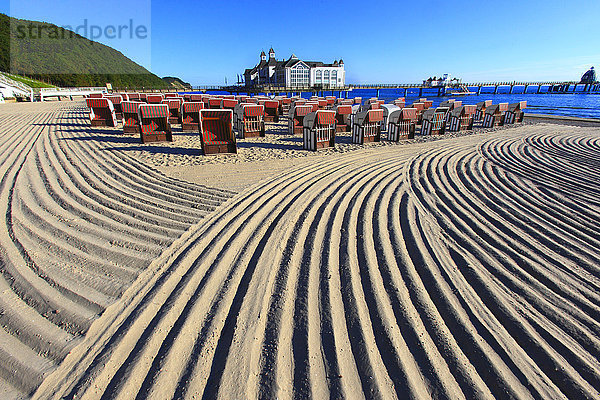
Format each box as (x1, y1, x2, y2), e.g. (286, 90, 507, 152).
(0, 101, 599, 399)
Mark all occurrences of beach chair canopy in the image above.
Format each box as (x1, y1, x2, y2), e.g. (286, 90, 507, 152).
(200, 109, 235, 147)
(355, 109, 384, 126)
(464, 105, 477, 115)
(182, 102, 204, 113)
(303, 110, 336, 128)
(264, 100, 279, 109)
(400, 108, 417, 121)
(105, 95, 123, 104)
(498, 103, 509, 112)
(335, 105, 353, 115)
(244, 104, 264, 117)
(411, 102, 425, 111)
(222, 99, 239, 108)
(381, 104, 400, 117)
(121, 101, 141, 114)
(139, 104, 169, 119)
(146, 94, 164, 104)
(293, 105, 314, 118)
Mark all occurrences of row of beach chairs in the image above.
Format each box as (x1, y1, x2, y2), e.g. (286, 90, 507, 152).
(85, 92, 526, 154)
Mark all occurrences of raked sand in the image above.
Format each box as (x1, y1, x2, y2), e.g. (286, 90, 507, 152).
(0, 101, 599, 399)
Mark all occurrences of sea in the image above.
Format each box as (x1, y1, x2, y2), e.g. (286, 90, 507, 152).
(198, 88, 600, 120)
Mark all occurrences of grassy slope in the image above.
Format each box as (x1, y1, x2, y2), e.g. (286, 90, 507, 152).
(0, 13, 168, 88)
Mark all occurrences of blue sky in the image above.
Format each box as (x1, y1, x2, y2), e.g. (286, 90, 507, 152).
(2, 0, 599, 85)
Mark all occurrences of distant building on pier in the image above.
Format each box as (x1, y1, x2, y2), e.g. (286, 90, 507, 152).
(243, 48, 345, 88)
(580, 67, 597, 84)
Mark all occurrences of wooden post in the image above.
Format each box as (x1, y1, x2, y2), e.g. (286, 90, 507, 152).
(494, 85, 499, 94)
(509, 85, 514, 94)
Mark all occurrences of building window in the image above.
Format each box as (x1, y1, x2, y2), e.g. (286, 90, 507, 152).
(332, 70, 337, 86)
(291, 64, 309, 87)
(324, 70, 330, 85)
(316, 70, 322, 84)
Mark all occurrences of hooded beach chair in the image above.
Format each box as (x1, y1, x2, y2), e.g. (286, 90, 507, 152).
(353, 97, 362, 105)
(303, 110, 336, 151)
(86, 97, 118, 127)
(234, 104, 265, 138)
(88, 93, 103, 98)
(221, 99, 239, 113)
(410, 102, 426, 123)
(105, 95, 124, 121)
(381, 104, 401, 132)
(208, 98, 223, 109)
(352, 108, 384, 144)
(289, 105, 314, 135)
(387, 107, 417, 141)
(138, 104, 173, 143)
(122, 101, 142, 134)
(199, 109, 236, 155)
(164, 93, 178, 98)
(448, 105, 476, 132)
(505, 101, 527, 124)
(139, 93, 148, 103)
(127, 93, 141, 101)
(279, 97, 292, 116)
(421, 107, 449, 135)
(263, 100, 280, 122)
(191, 94, 203, 102)
(333, 104, 352, 133)
(393, 98, 406, 108)
(146, 94, 164, 104)
(162, 98, 183, 125)
(181, 102, 204, 132)
(482, 103, 508, 128)
(474, 100, 493, 122)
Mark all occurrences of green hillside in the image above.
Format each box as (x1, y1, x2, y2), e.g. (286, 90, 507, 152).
(0, 13, 168, 88)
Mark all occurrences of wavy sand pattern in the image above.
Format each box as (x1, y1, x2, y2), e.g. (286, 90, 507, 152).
(0, 103, 235, 399)
(1, 102, 599, 399)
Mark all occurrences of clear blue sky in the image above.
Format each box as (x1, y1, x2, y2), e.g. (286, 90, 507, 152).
(2, 0, 599, 85)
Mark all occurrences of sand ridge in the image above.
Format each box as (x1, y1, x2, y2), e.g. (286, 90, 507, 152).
(25, 108, 600, 399)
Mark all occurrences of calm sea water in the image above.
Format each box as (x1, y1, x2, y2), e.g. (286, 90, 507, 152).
(200, 88, 600, 119)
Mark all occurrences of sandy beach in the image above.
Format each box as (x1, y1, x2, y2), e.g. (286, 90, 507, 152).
(0, 101, 599, 399)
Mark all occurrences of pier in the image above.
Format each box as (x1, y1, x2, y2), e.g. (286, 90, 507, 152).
(189, 81, 600, 97)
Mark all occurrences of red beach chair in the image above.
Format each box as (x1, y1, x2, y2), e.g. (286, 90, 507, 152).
(352, 108, 384, 144)
(263, 100, 280, 122)
(162, 98, 183, 125)
(105, 95, 124, 121)
(448, 105, 475, 132)
(199, 109, 236, 154)
(181, 102, 204, 132)
(387, 107, 417, 141)
(474, 100, 493, 122)
(138, 104, 173, 143)
(86, 97, 118, 127)
(234, 104, 265, 138)
(334, 104, 352, 133)
(122, 101, 142, 134)
(482, 103, 508, 127)
(505, 101, 527, 124)
(146, 94, 164, 104)
(303, 110, 336, 151)
(289, 105, 314, 135)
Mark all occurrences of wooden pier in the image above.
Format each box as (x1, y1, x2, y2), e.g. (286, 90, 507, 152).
(189, 81, 600, 98)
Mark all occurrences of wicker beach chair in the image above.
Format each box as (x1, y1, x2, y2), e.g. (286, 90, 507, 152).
(303, 110, 336, 151)
(421, 107, 449, 135)
(190, 94, 203, 102)
(393, 98, 406, 108)
(333, 105, 352, 133)
(474, 100, 493, 122)
(505, 101, 527, 124)
(105, 95, 124, 121)
(352, 108, 384, 144)
(139, 93, 148, 103)
(263, 100, 280, 122)
(387, 107, 417, 141)
(86, 98, 118, 127)
(448, 105, 476, 132)
(181, 102, 204, 132)
(146, 94, 164, 104)
(88, 93, 103, 98)
(381, 104, 401, 132)
(208, 98, 223, 109)
(199, 109, 236, 155)
(127, 93, 141, 101)
(482, 103, 508, 128)
(138, 104, 173, 143)
(164, 93, 178, 98)
(482, 103, 508, 127)
(234, 104, 265, 138)
(122, 101, 142, 134)
(162, 98, 183, 125)
(410, 102, 425, 123)
(353, 97, 362, 105)
(221, 98, 239, 112)
(288, 105, 313, 135)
